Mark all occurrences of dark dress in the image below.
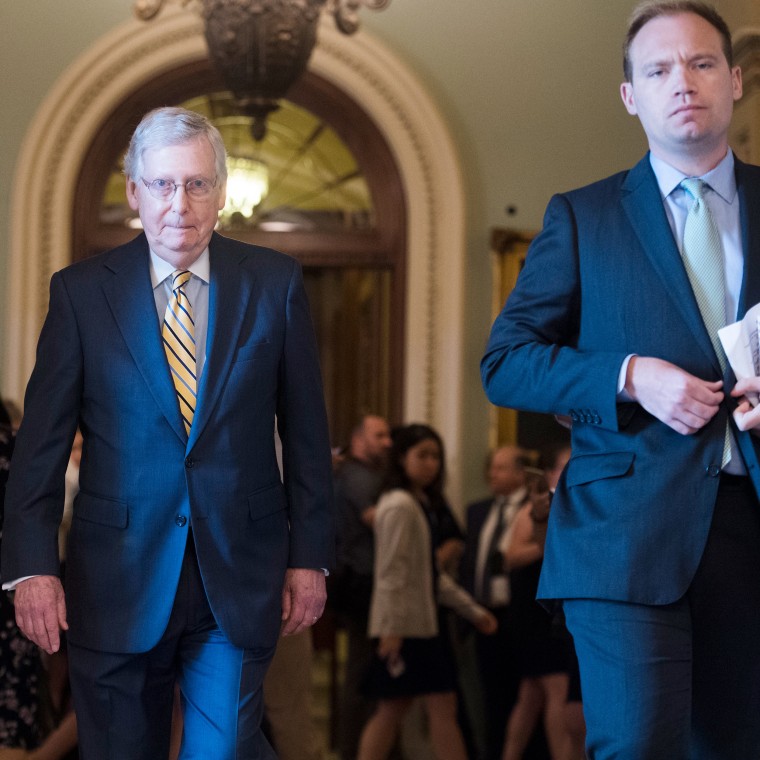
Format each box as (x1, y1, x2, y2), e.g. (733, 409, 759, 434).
(0, 422, 44, 749)
(509, 559, 569, 678)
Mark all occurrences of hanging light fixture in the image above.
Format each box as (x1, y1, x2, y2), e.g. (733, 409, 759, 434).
(134, 0, 392, 140)
(220, 156, 269, 222)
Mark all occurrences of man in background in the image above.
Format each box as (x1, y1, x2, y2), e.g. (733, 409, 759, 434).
(460, 445, 528, 760)
(333, 414, 391, 760)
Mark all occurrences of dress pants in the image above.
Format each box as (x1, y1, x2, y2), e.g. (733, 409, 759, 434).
(564, 475, 760, 760)
(68, 535, 277, 760)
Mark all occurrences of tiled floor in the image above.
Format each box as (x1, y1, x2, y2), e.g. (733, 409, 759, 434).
(311, 627, 346, 760)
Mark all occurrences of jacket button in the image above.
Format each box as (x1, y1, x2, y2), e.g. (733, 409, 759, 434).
(175, 514, 188, 527)
(185, 457, 194, 468)
(705, 464, 721, 478)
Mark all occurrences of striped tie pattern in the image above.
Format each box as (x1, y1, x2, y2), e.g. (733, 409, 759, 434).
(163, 270, 196, 435)
(680, 178, 730, 467)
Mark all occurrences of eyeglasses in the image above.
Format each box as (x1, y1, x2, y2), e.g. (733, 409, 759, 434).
(141, 177, 217, 201)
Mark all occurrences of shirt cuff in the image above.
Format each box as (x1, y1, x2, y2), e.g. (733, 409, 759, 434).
(617, 354, 636, 401)
(2, 575, 38, 591)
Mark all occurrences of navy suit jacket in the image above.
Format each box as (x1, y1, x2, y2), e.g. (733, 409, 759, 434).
(2, 232, 334, 653)
(482, 154, 760, 606)
(460, 498, 493, 599)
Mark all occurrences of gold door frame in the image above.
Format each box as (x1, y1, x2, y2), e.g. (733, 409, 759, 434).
(488, 227, 536, 449)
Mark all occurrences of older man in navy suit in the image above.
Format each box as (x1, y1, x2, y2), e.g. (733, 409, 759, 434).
(482, 2, 760, 758)
(2, 107, 334, 759)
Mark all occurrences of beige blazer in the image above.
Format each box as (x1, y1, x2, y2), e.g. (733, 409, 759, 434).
(368, 488, 487, 638)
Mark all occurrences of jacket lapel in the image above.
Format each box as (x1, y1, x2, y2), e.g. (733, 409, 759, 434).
(187, 233, 252, 450)
(621, 155, 721, 375)
(736, 158, 760, 319)
(101, 235, 187, 443)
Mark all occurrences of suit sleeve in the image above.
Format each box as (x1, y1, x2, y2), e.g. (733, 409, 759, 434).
(2, 272, 82, 582)
(481, 193, 629, 433)
(275, 259, 335, 570)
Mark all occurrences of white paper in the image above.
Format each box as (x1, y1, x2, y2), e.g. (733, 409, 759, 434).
(718, 302, 760, 406)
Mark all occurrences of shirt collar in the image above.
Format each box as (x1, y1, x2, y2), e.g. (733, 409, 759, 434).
(149, 247, 211, 289)
(649, 149, 736, 204)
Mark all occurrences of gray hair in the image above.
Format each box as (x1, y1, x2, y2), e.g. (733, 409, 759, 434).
(123, 107, 228, 182)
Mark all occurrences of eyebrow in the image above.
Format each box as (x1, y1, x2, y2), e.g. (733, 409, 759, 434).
(644, 51, 720, 67)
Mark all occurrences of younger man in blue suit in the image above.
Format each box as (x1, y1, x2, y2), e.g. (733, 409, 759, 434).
(2, 107, 334, 759)
(482, 2, 760, 757)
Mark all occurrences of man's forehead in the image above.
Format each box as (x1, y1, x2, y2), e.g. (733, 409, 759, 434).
(630, 12, 723, 60)
(364, 417, 389, 435)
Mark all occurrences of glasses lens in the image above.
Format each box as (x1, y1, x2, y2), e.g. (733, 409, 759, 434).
(186, 179, 214, 198)
(149, 179, 175, 200)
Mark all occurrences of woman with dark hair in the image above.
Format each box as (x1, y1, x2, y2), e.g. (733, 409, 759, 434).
(357, 424, 497, 760)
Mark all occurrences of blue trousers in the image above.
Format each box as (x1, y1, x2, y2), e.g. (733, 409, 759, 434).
(564, 475, 760, 760)
(68, 537, 277, 759)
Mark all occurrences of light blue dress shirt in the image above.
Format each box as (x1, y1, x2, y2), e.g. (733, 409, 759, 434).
(617, 150, 744, 473)
(149, 248, 210, 380)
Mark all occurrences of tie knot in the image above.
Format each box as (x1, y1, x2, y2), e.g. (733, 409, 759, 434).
(681, 177, 707, 202)
(172, 270, 191, 291)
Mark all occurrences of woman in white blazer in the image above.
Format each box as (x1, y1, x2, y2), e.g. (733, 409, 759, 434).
(358, 424, 497, 760)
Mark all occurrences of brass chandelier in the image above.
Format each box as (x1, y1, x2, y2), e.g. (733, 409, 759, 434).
(134, 0, 392, 140)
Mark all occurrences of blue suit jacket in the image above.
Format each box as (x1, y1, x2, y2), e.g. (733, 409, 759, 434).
(2, 232, 334, 653)
(482, 154, 760, 605)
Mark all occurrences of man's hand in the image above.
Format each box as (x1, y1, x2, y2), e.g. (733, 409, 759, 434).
(13, 575, 67, 655)
(280, 568, 326, 637)
(731, 377, 760, 432)
(625, 356, 723, 434)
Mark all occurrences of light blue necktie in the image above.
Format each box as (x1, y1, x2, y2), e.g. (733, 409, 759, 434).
(680, 178, 730, 466)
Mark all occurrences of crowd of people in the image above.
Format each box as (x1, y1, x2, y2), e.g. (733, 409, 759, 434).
(333, 414, 581, 760)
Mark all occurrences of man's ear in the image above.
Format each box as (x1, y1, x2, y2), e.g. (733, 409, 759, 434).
(620, 82, 638, 116)
(126, 177, 140, 212)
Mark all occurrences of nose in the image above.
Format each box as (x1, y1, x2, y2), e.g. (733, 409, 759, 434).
(673, 65, 696, 96)
(171, 185, 190, 213)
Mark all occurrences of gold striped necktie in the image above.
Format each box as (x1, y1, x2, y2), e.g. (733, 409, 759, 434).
(163, 270, 197, 435)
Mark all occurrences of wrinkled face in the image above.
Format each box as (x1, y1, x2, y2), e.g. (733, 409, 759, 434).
(488, 447, 525, 496)
(126, 137, 226, 268)
(620, 13, 742, 168)
(361, 416, 392, 464)
(401, 438, 442, 491)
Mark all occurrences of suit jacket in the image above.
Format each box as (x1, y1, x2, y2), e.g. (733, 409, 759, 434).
(2, 232, 334, 653)
(481, 154, 760, 606)
(460, 498, 492, 599)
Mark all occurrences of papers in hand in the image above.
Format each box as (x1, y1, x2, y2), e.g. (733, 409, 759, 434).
(718, 303, 760, 407)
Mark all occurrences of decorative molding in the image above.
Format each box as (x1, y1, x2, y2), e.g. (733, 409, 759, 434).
(735, 29, 760, 97)
(732, 29, 760, 164)
(4, 6, 467, 500)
